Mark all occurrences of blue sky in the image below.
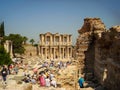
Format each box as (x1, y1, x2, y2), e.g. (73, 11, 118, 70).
(0, 0, 120, 44)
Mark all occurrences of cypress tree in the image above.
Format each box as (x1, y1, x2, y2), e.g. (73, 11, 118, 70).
(0, 21, 5, 37)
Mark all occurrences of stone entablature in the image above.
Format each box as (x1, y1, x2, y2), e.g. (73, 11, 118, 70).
(39, 32, 72, 60)
(39, 32, 72, 46)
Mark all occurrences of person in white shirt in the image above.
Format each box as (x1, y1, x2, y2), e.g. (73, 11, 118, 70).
(45, 76, 50, 87)
(51, 78, 57, 88)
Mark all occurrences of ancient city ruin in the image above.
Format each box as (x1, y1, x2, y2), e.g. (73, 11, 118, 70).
(0, 18, 120, 90)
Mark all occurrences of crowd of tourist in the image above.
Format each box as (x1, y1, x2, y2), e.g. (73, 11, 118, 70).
(21, 60, 71, 88)
(22, 68, 57, 88)
(0, 58, 72, 88)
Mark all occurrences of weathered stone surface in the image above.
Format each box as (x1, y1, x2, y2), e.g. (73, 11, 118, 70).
(75, 17, 120, 90)
(75, 18, 106, 78)
(110, 25, 120, 32)
(94, 26, 120, 90)
(78, 18, 106, 35)
(39, 32, 72, 60)
(22, 83, 32, 90)
(24, 44, 37, 56)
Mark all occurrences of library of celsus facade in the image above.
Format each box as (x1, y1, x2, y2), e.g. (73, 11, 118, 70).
(39, 32, 72, 60)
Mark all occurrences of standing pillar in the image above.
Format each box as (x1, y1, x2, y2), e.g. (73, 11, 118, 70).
(59, 35, 61, 45)
(53, 48, 55, 59)
(41, 47, 43, 59)
(5, 41, 9, 53)
(10, 42, 13, 58)
(61, 47, 62, 59)
(64, 48, 66, 59)
(45, 35, 46, 44)
(49, 47, 51, 59)
(59, 46, 61, 60)
(67, 35, 69, 44)
(38, 46, 40, 56)
(46, 48, 47, 59)
(55, 48, 56, 59)
(52, 47, 54, 59)
(50, 36, 52, 45)
(63, 48, 64, 59)
(44, 48, 46, 59)
(67, 47, 69, 59)
(54, 35, 55, 45)
(69, 47, 72, 58)
(59, 36, 61, 59)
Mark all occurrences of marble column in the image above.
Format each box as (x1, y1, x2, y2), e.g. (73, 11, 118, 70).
(50, 48, 52, 59)
(70, 48, 71, 59)
(41, 47, 43, 59)
(53, 48, 55, 59)
(67, 47, 69, 59)
(10, 42, 13, 58)
(59, 36, 61, 45)
(63, 48, 64, 59)
(50, 36, 52, 45)
(67, 35, 69, 44)
(59, 46, 61, 59)
(54, 35, 55, 45)
(44, 48, 46, 59)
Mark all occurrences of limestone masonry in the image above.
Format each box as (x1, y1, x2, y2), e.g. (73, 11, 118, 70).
(75, 18, 120, 90)
(39, 32, 72, 60)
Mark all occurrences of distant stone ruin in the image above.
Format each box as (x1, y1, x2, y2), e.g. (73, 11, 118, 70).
(4, 40, 13, 58)
(39, 32, 72, 60)
(75, 18, 120, 90)
(24, 44, 37, 56)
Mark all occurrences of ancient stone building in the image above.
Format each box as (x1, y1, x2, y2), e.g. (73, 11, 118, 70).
(76, 18, 120, 90)
(39, 32, 72, 60)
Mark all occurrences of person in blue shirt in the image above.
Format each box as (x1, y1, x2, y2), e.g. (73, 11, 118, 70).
(78, 76, 84, 88)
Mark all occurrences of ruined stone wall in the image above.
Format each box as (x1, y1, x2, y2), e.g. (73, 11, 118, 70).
(106, 58, 120, 90)
(24, 44, 37, 56)
(76, 18, 120, 90)
(95, 26, 120, 90)
(75, 18, 106, 79)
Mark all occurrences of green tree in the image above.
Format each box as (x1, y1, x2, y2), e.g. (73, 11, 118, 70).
(0, 21, 5, 37)
(29, 39, 35, 45)
(22, 36, 28, 45)
(4, 34, 25, 56)
(0, 45, 12, 65)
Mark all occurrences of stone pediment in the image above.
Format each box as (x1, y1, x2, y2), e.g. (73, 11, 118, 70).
(45, 32, 52, 36)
